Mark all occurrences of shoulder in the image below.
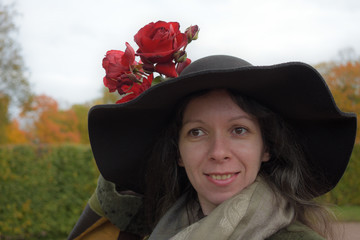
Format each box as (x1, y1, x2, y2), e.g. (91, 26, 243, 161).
(267, 222, 325, 240)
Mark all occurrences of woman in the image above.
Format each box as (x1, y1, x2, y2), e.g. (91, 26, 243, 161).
(69, 55, 357, 240)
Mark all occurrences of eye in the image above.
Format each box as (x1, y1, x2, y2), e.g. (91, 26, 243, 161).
(232, 127, 247, 135)
(188, 128, 205, 137)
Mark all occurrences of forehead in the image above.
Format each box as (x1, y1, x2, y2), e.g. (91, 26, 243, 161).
(182, 89, 252, 120)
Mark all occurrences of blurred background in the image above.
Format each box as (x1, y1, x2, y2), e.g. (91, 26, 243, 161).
(0, 0, 359, 239)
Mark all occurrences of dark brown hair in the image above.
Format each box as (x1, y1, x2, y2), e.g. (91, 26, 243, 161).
(144, 89, 335, 238)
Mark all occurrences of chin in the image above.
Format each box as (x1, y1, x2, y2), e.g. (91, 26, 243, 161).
(210, 191, 240, 205)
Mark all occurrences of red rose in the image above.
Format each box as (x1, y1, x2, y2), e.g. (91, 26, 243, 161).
(102, 43, 136, 92)
(101, 21, 198, 104)
(116, 74, 153, 104)
(134, 21, 187, 64)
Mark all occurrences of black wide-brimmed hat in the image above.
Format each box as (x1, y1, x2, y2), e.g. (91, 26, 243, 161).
(88, 55, 357, 195)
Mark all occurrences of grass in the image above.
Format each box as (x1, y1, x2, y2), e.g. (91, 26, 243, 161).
(331, 205, 360, 222)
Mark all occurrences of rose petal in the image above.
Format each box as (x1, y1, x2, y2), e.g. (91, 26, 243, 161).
(122, 42, 135, 67)
(143, 74, 154, 88)
(116, 93, 138, 104)
(155, 62, 178, 77)
(176, 58, 191, 75)
(103, 77, 117, 92)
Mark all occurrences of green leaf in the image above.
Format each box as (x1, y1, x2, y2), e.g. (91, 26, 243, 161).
(152, 76, 165, 86)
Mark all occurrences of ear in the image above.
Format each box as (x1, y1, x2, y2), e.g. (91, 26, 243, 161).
(178, 158, 184, 167)
(262, 151, 270, 162)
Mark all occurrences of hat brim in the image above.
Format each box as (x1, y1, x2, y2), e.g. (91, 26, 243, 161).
(89, 62, 357, 195)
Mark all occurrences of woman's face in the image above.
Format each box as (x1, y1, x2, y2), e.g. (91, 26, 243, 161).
(178, 90, 269, 215)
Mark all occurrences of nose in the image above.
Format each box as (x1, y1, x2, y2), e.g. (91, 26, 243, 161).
(208, 134, 231, 162)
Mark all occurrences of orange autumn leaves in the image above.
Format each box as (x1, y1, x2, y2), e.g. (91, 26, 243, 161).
(5, 120, 28, 144)
(5, 95, 89, 144)
(324, 61, 360, 112)
(320, 60, 360, 143)
(27, 95, 81, 143)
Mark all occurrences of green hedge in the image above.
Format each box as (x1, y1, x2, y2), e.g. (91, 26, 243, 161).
(0, 145, 99, 240)
(0, 144, 359, 239)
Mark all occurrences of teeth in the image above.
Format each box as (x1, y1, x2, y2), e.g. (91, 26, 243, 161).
(210, 174, 232, 180)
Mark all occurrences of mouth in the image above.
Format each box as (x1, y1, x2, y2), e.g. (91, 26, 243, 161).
(204, 172, 240, 185)
(209, 173, 235, 180)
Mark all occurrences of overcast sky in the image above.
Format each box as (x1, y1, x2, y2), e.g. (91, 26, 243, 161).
(4, 0, 360, 107)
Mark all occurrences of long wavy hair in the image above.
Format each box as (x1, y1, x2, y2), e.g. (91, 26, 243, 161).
(144, 89, 335, 238)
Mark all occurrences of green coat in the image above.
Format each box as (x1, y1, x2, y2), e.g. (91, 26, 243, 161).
(268, 223, 325, 240)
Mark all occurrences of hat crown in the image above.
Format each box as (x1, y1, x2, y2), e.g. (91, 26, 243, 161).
(181, 55, 253, 76)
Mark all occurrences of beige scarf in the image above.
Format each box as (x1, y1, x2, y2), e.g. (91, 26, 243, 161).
(149, 177, 294, 240)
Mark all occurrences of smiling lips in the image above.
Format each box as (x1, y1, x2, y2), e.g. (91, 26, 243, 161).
(205, 172, 240, 186)
(210, 174, 233, 180)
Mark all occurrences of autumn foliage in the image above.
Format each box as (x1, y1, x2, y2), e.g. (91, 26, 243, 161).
(5, 119, 28, 144)
(318, 60, 360, 142)
(2, 95, 90, 145)
(26, 95, 80, 143)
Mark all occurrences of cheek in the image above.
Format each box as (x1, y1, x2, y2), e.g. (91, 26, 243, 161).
(238, 143, 265, 172)
(179, 145, 192, 167)
(179, 142, 203, 171)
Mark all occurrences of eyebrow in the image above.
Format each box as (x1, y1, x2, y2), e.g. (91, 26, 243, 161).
(229, 115, 254, 122)
(182, 114, 254, 126)
(182, 119, 204, 126)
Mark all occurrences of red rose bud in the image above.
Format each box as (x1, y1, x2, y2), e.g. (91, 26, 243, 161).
(176, 58, 191, 75)
(185, 25, 199, 43)
(174, 51, 187, 63)
(142, 63, 155, 73)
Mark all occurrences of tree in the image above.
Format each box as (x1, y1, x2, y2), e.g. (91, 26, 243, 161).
(23, 95, 81, 144)
(316, 60, 360, 143)
(337, 47, 358, 64)
(0, 2, 31, 105)
(0, 94, 10, 144)
(92, 88, 120, 105)
(0, 2, 31, 144)
(5, 119, 28, 144)
(71, 104, 90, 144)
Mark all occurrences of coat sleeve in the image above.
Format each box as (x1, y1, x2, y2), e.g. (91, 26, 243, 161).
(68, 175, 149, 240)
(67, 203, 119, 240)
(267, 222, 325, 240)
